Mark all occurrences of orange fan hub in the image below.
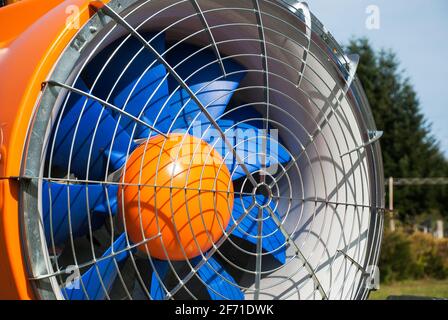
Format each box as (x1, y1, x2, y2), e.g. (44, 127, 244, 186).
(120, 133, 234, 260)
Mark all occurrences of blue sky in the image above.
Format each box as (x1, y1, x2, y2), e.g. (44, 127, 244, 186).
(307, 0, 448, 157)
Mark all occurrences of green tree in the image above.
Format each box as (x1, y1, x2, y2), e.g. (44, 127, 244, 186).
(347, 39, 448, 222)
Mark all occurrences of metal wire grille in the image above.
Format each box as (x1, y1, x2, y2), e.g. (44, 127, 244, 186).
(21, 0, 384, 300)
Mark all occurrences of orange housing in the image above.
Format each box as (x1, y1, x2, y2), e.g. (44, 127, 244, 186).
(0, 0, 110, 300)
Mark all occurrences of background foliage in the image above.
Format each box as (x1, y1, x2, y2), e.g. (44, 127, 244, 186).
(379, 230, 448, 283)
(347, 39, 448, 223)
(347, 40, 448, 286)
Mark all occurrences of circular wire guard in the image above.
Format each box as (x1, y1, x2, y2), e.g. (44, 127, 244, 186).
(21, 0, 384, 300)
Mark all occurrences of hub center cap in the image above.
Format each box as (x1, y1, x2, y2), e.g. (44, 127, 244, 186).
(253, 183, 272, 208)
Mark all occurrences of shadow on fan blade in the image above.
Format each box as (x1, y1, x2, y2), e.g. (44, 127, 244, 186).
(227, 195, 286, 264)
(64, 233, 129, 300)
(50, 79, 136, 180)
(42, 181, 118, 246)
(147, 43, 245, 132)
(146, 255, 244, 300)
(149, 259, 170, 300)
(190, 256, 244, 300)
(216, 235, 284, 290)
(84, 34, 169, 139)
(186, 118, 291, 180)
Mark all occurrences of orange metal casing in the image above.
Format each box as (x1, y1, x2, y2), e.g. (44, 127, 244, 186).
(0, 0, 109, 299)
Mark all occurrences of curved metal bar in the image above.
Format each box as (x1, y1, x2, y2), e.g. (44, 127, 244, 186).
(340, 130, 383, 157)
(44, 80, 168, 138)
(94, 2, 259, 188)
(284, 1, 311, 87)
(190, 0, 227, 77)
(266, 206, 328, 300)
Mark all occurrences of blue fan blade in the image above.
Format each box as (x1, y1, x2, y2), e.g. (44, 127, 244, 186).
(192, 256, 244, 300)
(145, 44, 245, 132)
(51, 79, 136, 180)
(86, 34, 169, 139)
(42, 181, 118, 246)
(189, 118, 291, 180)
(64, 233, 129, 300)
(149, 260, 170, 300)
(227, 195, 286, 264)
(220, 107, 265, 128)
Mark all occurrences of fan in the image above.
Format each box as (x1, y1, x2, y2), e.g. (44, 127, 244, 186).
(0, 0, 384, 300)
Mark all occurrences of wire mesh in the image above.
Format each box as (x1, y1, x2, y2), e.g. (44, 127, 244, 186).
(20, 0, 384, 300)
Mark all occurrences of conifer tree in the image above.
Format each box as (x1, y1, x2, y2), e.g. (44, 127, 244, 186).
(347, 39, 448, 223)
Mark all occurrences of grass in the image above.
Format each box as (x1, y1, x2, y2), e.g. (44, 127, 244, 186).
(369, 279, 448, 300)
